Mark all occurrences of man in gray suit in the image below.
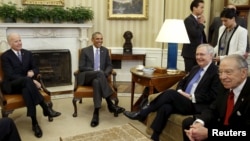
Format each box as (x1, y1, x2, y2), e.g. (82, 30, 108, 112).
(77, 32, 125, 127)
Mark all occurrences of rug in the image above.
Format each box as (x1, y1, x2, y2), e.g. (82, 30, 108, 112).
(60, 123, 151, 141)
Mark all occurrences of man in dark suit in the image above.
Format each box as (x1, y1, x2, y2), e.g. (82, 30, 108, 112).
(182, 0, 207, 73)
(124, 44, 220, 141)
(0, 117, 21, 141)
(1, 33, 61, 138)
(77, 32, 125, 127)
(183, 54, 250, 141)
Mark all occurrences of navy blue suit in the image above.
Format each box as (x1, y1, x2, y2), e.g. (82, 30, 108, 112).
(1, 49, 43, 116)
(181, 14, 207, 72)
(147, 63, 220, 134)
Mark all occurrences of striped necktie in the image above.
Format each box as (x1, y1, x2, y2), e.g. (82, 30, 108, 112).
(17, 51, 22, 62)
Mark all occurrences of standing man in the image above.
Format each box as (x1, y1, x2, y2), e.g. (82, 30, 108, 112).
(183, 54, 250, 141)
(182, 0, 207, 72)
(77, 32, 125, 127)
(124, 44, 220, 141)
(1, 33, 61, 138)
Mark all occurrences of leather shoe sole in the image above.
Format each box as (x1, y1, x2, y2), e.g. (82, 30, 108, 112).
(90, 114, 99, 127)
(32, 124, 43, 138)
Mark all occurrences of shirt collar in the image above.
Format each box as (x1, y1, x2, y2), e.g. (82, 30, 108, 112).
(232, 78, 247, 101)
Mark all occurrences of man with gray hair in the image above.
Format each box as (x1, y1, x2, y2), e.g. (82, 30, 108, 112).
(183, 54, 250, 141)
(124, 44, 220, 141)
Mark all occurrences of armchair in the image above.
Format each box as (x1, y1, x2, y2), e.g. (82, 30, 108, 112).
(72, 49, 119, 117)
(0, 53, 54, 121)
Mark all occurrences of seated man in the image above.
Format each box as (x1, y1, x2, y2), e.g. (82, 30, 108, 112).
(123, 44, 220, 141)
(1, 33, 61, 138)
(183, 54, 250, 141)
(77, 32, 125, 127)
(0, 117, 21, 141)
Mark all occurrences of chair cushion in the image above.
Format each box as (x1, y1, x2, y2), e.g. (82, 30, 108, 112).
(74, 86, 94, 98)
(3, 90, 50, 110)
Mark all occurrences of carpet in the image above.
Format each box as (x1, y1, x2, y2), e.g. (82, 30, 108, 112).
(60, 123, 151, 141)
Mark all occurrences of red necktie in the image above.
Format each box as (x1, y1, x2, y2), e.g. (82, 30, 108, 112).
(224, 90, 234, 125)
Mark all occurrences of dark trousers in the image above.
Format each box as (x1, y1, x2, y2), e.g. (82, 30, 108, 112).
(146, 89, 195, 134)
(83, 71, 113, 108)
(0, 118, 21, 141)
(182, 117, 195, 141)
(183, 57, 197, 73)
(8, 77, 44, 117)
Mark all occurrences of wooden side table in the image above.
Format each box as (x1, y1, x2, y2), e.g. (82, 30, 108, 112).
(130, 67, 186, 111)
(111, 54, 146, 66)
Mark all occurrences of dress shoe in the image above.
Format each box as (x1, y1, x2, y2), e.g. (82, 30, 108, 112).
(90, 114, 99, 127)
(123, 111, 146, 122)
(43, 108, 61, 117)
(108, 104, 125, 117)
(32, 124, 43, 138)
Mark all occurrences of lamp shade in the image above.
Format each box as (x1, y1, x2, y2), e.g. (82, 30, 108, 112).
(156, 19, 190, 44)
(156, 19, 190, 70)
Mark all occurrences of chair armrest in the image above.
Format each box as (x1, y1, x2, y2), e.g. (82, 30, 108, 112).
(111, 70, 117, 92)
(73, 70, 79, 91)
(36, 74, 51, 95)
(0, 81, 7, 106)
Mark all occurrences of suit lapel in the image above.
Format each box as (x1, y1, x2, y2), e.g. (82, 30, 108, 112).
(233, 78, 250, 113)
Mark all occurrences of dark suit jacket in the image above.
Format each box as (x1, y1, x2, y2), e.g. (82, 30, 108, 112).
(181, 14, 207, 59)
(196, 77, 250, 133)
(176, 62, 220, 112)
(77, 46, 113, 85)
(1, 49, 39, 93)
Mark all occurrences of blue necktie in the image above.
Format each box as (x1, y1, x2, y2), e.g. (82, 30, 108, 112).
(185, 68, 203, 94)
(94, 48, 100, 71)
(17, 51, 22, 62)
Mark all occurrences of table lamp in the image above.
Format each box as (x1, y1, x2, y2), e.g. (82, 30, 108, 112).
(155, 19, 190, 72)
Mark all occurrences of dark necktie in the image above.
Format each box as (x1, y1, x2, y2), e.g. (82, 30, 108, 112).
(224, 90, 234, 125)
(185, 68, 203, 94)
(94, 48, 100, 71)
(17, 51, 22, 62)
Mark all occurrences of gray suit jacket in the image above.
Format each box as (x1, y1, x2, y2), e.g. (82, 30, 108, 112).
(77, 46, 113, 85)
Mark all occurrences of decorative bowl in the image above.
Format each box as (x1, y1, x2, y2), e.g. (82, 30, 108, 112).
(136, 65, 144, 71)
(143, 68, 155, 74)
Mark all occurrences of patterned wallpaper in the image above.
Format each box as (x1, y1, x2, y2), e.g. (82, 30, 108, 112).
(1, 0, 226, 48)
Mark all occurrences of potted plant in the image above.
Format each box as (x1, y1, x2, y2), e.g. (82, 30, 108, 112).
(0, 2, 21, 23)
(20, 5, 49, 23)
(48, 6, 67, 23)
(67, 6, 94, 23)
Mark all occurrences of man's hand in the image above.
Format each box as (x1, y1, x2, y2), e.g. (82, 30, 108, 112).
(177, 89, 191, 100)
(184, 122, 208, 141)
(197, 15, 206, 24)
(27, 70, 34, 78)
(33, 80, 41, 89)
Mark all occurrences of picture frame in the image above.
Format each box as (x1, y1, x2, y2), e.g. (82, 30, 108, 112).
(22, 0, 64, 6)
(108, 0, 148, 20)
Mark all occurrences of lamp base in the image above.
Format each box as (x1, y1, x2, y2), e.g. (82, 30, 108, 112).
(167, 69, 180, 74)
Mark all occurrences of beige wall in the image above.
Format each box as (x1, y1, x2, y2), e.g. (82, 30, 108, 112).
(0, 0, 227, 48)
